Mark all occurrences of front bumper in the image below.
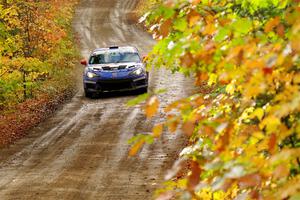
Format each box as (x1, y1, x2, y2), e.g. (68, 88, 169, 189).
(84, 76, 148, 93)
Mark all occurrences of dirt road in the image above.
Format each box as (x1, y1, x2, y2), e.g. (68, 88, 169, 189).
(0, 0, 194, 199)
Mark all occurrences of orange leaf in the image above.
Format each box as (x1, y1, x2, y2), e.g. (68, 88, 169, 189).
(129, 139, 145, 156)
(153, 123, 163, 138)
(268, 133, 277, 154)
(180, 52, 194, 68)
(264, 17, 280, 33)
(192, 0, 201, 5)
(273, 164, 289, 180)
(276, 23, 285, 37)
(195, 72, 209, 85)
(167, 115, 180, 133)
(263, 66, 273, 75)
(219, 72, 230, 85)
(187, 161, 201, 190)
(164, 101, 179, 113)
(202, 126, 214, 137)
(182, 121, 195, 136)
(237, 49, 244, 66)
(249, 190, 261, 200)
(244, 60, 265, 69)
(219, 18, 231, 26)
(145, 96, 159, 118)
(187, 9, 201, 27)
(160, 19, 172, 38)
(238, 173, 262, 189)
(215, 124, 232, 153)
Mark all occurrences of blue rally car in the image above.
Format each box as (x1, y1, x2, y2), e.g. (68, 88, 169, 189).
(80, 46, 148, 98)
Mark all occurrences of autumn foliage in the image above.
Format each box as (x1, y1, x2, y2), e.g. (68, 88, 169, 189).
(0, 0, 78, 110)
(133, 0, 300, 199)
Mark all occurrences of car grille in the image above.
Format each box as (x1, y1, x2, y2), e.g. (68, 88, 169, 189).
(102, 65, 128, 71)
(135, 79, 147, 87)
(102, 66, 111, 71)
(118, 65, 127, 69)
(98, 80, 133, 91)
(86, 83, 97, 90)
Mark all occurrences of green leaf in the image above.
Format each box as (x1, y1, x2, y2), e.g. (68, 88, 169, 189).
(173, 18, 187, 32)
(127, 134, 154, 145)
(161, 6, 176, 19)
(232, 18, 252, 35)
(127, 93, 150, 107)
(214, 27, 231, 42)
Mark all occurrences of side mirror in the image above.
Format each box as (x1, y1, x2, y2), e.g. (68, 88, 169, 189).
(80, 59, 87, 66)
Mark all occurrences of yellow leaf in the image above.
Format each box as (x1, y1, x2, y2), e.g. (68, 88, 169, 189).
(226, 83, 235, 95)
(293, 73, 300, 84)
(291, 38, 300, 53)
(259, 115, 281, 134)
(208, 73, 217, 86)
(145, 96, 159, 118)
(243, 73, 267, 98)
(249, 108, 265, 121)
(252, 131, 265, 140)
(202, 23, 216, 35)
(249, 136, 260, 145)
(257, 138, 269, 151)
(153, 123, 163, 138)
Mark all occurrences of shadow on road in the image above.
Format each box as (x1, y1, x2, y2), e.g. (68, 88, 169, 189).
(88, 90, 146, 99)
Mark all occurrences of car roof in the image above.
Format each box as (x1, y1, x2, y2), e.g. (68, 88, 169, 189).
(92, 46, 139, 55)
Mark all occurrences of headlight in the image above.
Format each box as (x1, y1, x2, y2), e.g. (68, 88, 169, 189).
(86, 72, 98, 78)
(131, 68, 144, 76)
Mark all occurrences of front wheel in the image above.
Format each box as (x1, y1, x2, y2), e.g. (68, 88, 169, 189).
(84, 89, 94, 98)
(137, 87, 148, 94)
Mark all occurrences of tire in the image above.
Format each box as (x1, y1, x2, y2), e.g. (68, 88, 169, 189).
(138, 87, 148, 94)
(84, 90, 93, 98)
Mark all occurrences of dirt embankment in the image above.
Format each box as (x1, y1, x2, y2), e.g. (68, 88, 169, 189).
(0, 87, 76, 146)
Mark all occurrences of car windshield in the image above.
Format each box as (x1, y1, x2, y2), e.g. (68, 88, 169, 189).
(89, 51, 141, 64)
